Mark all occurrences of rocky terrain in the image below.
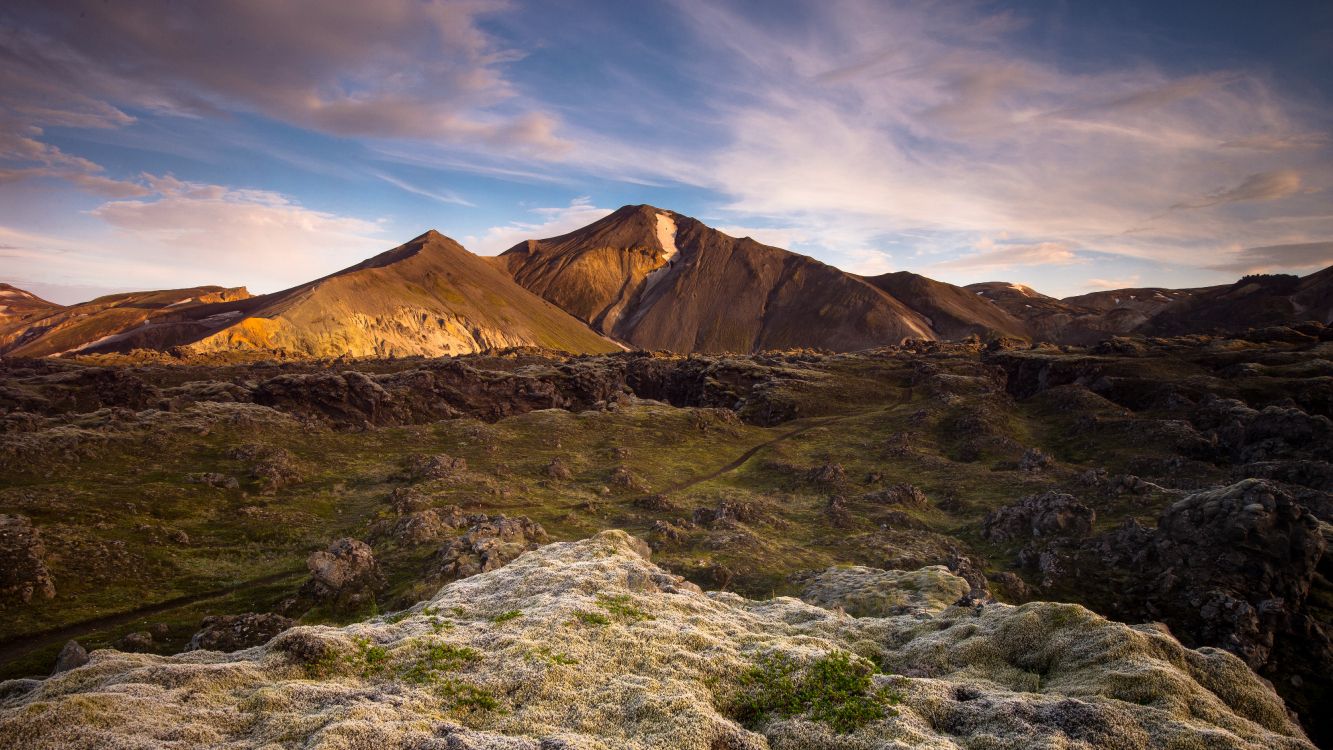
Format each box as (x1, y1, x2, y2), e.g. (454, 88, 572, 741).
(0, 322, 1330, 744)
(0, 531, 1316, 749)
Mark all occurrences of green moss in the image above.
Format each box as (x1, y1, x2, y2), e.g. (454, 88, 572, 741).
(728, 651, 900, 734)
(490, 609, 522, 623)
(572, 610, 611, 626)
(594, 594, 654, 622)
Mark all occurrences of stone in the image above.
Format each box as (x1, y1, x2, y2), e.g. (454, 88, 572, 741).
(187, 612, 294, 652)
(50, 640, 88, 674)
(0, 515, 55, 608)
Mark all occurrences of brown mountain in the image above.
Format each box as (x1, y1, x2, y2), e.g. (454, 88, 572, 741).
(0, 286, 252, 358)
(0, 284, 62, 328)
(499, 205, 940, 352)
(862, 272, 1029, 340)
(2, 231, 619, 359)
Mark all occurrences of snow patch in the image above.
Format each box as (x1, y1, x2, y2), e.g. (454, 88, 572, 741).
(654, 211, 678, 262)
(166, 297, 195, 308)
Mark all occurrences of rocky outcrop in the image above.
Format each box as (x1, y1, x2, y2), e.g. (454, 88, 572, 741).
(1027, 480, 1329, 739)
(428, 515, 549, 583)
(0, 515, 55, 608)
(981, 492, 1096, 543)
(0, 532, 1314, 749)
(187, 612, 294, 653)
(292, 538, 385, 615)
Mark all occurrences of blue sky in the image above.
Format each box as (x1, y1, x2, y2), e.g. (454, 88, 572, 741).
(2, 0, 1330, 303)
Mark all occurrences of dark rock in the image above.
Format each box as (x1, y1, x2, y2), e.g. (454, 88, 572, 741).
(981, 492, 1095, 543)
(184, 472, 240, 490)
(807, 462, 847, 485)
(115, 631, 154, 652)
(187, 612, 294, 652)
(403, 453, 468, 481)
(866, 483, 929, 509)
(51, 640, 88, 674)
(428, 515, 548, 583)
(0, 514, 55, 608)
(544, 458, 572, 480)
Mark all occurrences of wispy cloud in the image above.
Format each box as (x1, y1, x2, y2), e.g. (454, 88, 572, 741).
(1208, 241, 1333, 274)
(373, 171, 474, 207)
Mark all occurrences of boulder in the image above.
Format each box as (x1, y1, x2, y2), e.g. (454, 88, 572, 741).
(981, 492, 1096, 543)
(187, 612, 294, 652)
(50, 641, 87, 674)
(0, 515, 55, 608)
(429, 515, 549, 583)
(298, 538, 385, 614)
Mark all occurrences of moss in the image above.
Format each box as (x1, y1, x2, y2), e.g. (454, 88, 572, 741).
(727, 650, 900, 734)
(490, 609, 522, 623)
(594, 594, 654, 622)
(572, 610, 611, 626)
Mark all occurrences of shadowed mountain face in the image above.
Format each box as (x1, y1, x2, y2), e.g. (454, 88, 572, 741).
(1139, 269, 1333, 336)
(0, 232, 619, 359)
(968, 281, 1204, 345)
(862, 272, 1030, 340)
(500, 205, 940, 352)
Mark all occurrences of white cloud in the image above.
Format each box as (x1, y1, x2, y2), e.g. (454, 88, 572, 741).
(82, 177, 387, 290)
(464, 197, 613, 254)
(931, 240, 1081, 271)
(1083, 275, 1144, 291)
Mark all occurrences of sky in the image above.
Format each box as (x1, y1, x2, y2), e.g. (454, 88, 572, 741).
(1, 0, 1331, 304)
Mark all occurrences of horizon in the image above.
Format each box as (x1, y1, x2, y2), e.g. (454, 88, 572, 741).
(3, 1, 1332, 304)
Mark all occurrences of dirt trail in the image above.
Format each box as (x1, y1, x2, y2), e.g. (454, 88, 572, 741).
(0, 568, 303, 668)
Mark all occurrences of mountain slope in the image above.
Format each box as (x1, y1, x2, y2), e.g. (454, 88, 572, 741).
(0, 286, 251, 358)
(177, 231, 619, 358)
(500, 205, 936, 352)
(966, 281, 1202, 344)
(863, 272, 1030, 340)
(1140, 269, 1333, 335)
(0, 284, 61, 327)
(1, 232, 620, 359)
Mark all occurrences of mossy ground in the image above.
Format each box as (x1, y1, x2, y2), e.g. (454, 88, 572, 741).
(0, 346, 1289, 682)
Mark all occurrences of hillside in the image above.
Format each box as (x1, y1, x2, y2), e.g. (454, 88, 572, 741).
(0, 284, 61, 327)
(0, 286, 252, 358)
(862, 272, 1030, 340)
(1, 232, 620, 359)
(500, 205, 937, 352)
(1140, 269, 1333, 335)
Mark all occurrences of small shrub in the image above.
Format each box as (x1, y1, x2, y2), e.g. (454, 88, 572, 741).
(729, 651, 900, 734)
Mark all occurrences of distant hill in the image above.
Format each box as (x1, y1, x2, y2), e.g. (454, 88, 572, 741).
(1138, 269, 1333, 336)
(862, 272, 1029, 340)
(0, 286, 251, 358)
(1, 232, 619, 359)
(0, 284, 62, 330)
(967, 281, 1202, 345)
(499, 205, 937, 352)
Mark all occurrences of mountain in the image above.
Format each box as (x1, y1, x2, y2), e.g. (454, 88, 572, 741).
(1, 231, 619, 359)
(966, 281, 1201, 344)
(0, 284, 62, 327)
(862, 272, 1030, 340)
(0, 286, 252, 358)
(1139, 269, 1333, 336)
(499, 205, 939, 352)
